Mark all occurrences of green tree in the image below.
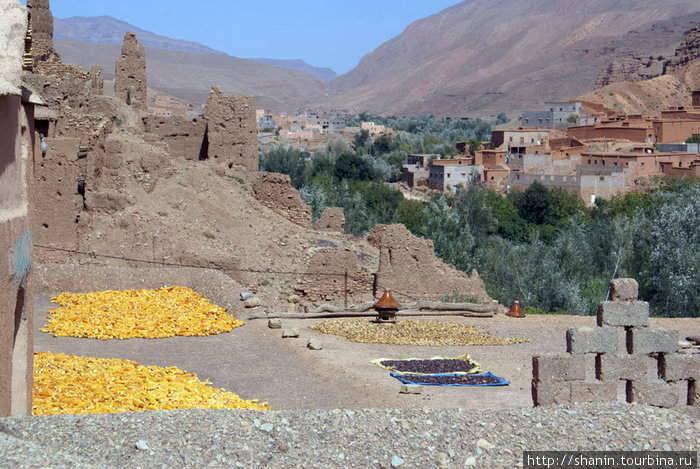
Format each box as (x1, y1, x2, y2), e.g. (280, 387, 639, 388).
(334, 151, 375, 181)
(517, 181, 551, 225)
(352, 129, 371, 152)
(395, 199, 428, 236)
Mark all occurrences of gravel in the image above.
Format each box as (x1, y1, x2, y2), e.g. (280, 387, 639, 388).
(1, 403, 698, 468)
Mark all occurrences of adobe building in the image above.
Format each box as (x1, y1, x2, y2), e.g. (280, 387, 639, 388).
(1, 0, 37, 417)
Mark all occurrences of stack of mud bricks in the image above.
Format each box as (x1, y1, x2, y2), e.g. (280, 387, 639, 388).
(532, 278, 699, 408)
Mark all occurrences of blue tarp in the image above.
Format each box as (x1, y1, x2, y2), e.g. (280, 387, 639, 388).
(391, 371, 509, 387)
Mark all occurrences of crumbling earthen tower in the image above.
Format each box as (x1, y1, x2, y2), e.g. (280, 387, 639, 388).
(203, 86, 258, 171)
(115, 32, 147, 112)
(27, 0, 60, 67)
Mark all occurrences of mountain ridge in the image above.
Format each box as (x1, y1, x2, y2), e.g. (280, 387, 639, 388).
(326, 0, 700, 116)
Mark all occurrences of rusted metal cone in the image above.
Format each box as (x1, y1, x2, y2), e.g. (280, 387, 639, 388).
(506, 300, 525, 318)
(374, 289, 400, 310)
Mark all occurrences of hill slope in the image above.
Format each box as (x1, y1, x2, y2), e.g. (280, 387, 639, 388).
(55, 40, 328, 109)
(55, 16, 223, 55)
(327, 0, 700, 117)
(248, 58, 337, 83)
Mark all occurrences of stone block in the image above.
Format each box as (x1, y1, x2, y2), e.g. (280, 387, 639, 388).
(609, 278, 638, 302)
(596, 353, 651, 381)
(626, 379, 679, 408)
(531, 380, 571, 407)
(532, 354, 586, 382)
(597, 301, 649, 327)
(566, 327, 618, 354)
(282, 328, 300, 338)
(626, 327, 678, 354)
(689, 380, 699, 407)
(307, 339, 322, 350)
(659, 354, 700, 381)
(570, 380, 618, 403)
(399, 384, 422, 395)
(267, 318, 281, 329)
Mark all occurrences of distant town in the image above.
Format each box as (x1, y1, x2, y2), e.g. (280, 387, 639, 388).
(146, 90, 700, 206)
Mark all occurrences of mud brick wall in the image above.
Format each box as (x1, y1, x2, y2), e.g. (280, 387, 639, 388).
(114, 32, 147, 112)
(202, 86, 257, 172)
(314, 207, 345, 233)
(533, 278, 698, 408)
(295, 248, 373, 303)
(367, 224, 492, 302)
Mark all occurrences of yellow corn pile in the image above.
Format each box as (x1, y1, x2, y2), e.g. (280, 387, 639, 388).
(311, 319, 529, 346)
(33, 352, 270, 415)
(41, 286, 244, 339)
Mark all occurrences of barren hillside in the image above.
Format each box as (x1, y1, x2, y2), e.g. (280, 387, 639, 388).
(55, 40, 329, 109)
(579, 28, 700, 116)
(326, 0, 700, 117)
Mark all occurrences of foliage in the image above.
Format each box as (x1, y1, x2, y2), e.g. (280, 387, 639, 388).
(260, 116, 700, 317)
(685, 134, 700, 144)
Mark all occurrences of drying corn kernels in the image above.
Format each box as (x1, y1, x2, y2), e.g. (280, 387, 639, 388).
(33, 352, 270, 415)
(311, 318, 529, 346)
(41, 286, 244, 340)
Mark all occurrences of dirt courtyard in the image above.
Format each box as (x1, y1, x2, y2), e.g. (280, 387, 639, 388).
(32, 292, 700, 415)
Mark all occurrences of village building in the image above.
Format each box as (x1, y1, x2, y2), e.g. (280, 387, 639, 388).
(361, 121, 392, 137)
(521, 101, 592, 128)
(401, 154, 433, 188)
(428, 158, 483, 192)
(1, 0, 37, 417)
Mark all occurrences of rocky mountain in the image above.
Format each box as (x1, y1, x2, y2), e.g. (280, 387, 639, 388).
(326, 0, 700, 117)
(55, 16, 224, 55)
(580, 26, 700, 116)
(594, 14, 700, 88)
(55, 40, 328, 110)
(248, 58, 337, 83)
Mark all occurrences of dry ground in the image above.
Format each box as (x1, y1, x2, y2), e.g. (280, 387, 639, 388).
(32, 287, 700, 416)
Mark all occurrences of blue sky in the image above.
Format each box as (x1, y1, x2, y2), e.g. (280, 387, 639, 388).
(43, 0, 463, 74)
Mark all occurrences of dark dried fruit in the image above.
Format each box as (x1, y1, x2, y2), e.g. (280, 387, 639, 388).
(398, 373, 504, 386)
(380, 359, 477, 374)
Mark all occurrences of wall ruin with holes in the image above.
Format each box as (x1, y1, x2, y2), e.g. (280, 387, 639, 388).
(144, 86, 258, 172)
(367, 224, 492, 303)
(532, 279, 699, 409)
(0, 1, 35, 417)
(295, 248, 374, 303)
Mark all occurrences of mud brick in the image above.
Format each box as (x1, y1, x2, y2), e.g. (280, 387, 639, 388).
(570, 380, 618, 403)
(531, 380, 571, 407)
(609, 278, 638, 302)
(267, 318, 282, 329)
(659, 354, 700, 381)
(596, 353, 650, 381)
(566, 327, 618, 354)
(626, 327, 678, 354)
(689, 380, 699, 407)
(626, 379, 679, 408)
(533, 354, 586, 382)
(597, 301, 648, 327)
(399, 384, 422, 395)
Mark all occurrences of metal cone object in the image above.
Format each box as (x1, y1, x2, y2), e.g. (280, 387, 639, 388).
(506, 300, 525, 318)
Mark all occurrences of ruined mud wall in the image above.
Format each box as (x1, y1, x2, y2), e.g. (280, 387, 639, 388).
(27, 0, 60, 67)
(295, 248, 373, 303)
(114, 32, 147, 112)
(143, 115, 207, 160)
(314, 207, 345, 233)
(203, 86, 258, 171)
(252, 172, 312, 228)
(0, 1, 34, 417)
(367, 224, 491, 302)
